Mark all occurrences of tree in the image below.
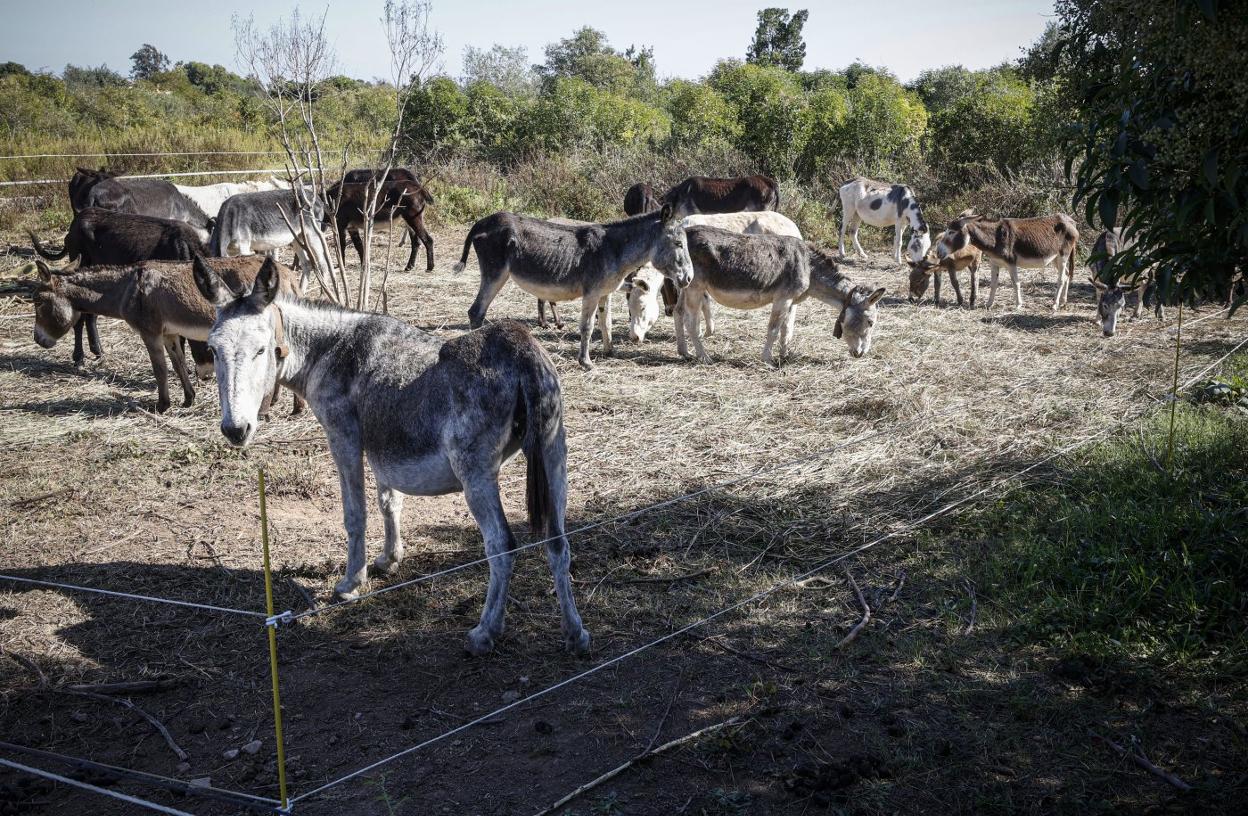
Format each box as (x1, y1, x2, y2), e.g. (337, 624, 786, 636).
(130, 44, 169, 80)
(746, 8, 808, 72)
(463, 44, 535, 96)
(1055, 0, 1248, 307)
(537, 26, 652, 96)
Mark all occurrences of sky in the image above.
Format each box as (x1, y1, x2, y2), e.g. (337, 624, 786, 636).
(2, 0, 1056, 84)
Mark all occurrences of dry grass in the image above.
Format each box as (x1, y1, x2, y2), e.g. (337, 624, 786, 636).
(0, 226, 1245, 815)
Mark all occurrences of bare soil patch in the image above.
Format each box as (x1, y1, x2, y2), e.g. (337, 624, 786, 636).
(1, 227, 1244, 815)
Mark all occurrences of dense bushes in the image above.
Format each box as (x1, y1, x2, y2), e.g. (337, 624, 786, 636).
(1, 24, 1071, 233)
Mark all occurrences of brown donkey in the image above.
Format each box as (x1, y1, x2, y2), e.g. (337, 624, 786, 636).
(32, 256, 303, 413)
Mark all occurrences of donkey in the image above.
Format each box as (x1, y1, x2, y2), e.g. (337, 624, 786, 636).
(906, 243, 983, 307)
(31, 256, 301, 413)
(626, 211, 804, 344)
(624, 183, 660, 216)
(325, 170, 435, 272)
(30, 208, 210, 367)
(663, 175, 780, 219)
(175, 177, 291, 219)
(455, 206, 694, 370)
(679, 226, 886, 364)
(67, 167, 215, 242)
(211, 188, 329, 290)
(1089, 228, 1162, 336)
(937, 210, 1079, 310)
(838, 177, 930, 264)
(193, 257, 589, 655)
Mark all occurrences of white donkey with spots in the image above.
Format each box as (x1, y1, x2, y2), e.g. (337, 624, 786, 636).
(838, 177, 931, 263)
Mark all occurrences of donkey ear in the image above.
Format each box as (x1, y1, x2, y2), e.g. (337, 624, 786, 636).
(35, 259, 54, 283)
(659, 202, 674, 224)
(867, 287, 887, 306)
(193, 254, 233, 307)
(248, 257, 282, 308)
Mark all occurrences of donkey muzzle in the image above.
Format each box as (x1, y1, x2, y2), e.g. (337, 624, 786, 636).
(221, 421, 254, 447)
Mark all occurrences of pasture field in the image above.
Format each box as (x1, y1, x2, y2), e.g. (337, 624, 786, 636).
(1, 227, 1246, 815)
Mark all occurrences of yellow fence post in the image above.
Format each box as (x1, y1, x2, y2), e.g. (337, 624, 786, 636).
(259, 468, 291, 812)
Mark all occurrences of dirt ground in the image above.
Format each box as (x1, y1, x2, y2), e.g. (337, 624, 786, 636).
(0, 224, 1245, 816)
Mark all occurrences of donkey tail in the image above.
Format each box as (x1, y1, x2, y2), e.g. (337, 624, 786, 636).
(453, 216, 488, 274)
(519, 341, 566, 540)
(30, 230, 69, 261)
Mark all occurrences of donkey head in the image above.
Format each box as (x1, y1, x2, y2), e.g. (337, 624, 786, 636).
(650, 203, 694, 289)
(624, 267, 664, 343)
(936, 210, 980, 260)
(194, 255, 288, 447)
(834, 286, 887, 358)
(906, 226, 932, 263)
(906, 256, 940, 302)
(31, 261, 78, 349)
(1091, 278, 1127, 337)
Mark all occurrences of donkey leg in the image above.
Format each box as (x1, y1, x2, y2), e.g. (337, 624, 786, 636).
(468, 266, 510, 329)
(969, 261, 979, 308)
(373, 483, 406, 574)
(461, 479, 515, 654)
(779, 302, 798, 360)
(934, 269, 944, 306)
(141, 335, 173, 414)
(577, 297, 599, 371)
(701, 294, 715, 337)
(675, 290, 691, 359)
(1009, 264, 1024, 309)
(85, 315, 103, 359)
(598, 295, 613, 357)
(948, 269, 965, 307)
(163, 335, 195, 408)
(761, 301, 785, 365)
(72, 317, 87, 367)
(852, 220, 868, 258)
(531, 438, 589, 653)
(838, 214, 849, 256)
(537, 300, 549, 328)
(687, 293, 712, 363)
(327, 432, 369, 599)
(892, 224, 904, 263)
(986, 263, 1000, 309)
(551, 301, 563, 329)
(405, 213, 434, 272)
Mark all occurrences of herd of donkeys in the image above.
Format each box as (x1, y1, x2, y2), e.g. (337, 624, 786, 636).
(16, 167, 1184, 652)
(25, 167, 1152, 417)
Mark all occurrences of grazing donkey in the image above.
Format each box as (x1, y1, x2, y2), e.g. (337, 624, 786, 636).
(31, 256, 301, 413)
(663, 175, 780, 218)
(325, 169, 435, 272)
(906, 243, 983, 307)
(1089, 229, 1160, 336)
(30, 208, 210, 367)
(626, 211, 804, 343)
(838, 177, 930, 264)
(937, 210, 1079, 310)
(679, 226, 886, 364)
(174, 177, 290, 219)
(455, 206, 695, 370)
(624, 183, 661, 216)
(210, 188, 329, 290)
(193, 257, 590, 655)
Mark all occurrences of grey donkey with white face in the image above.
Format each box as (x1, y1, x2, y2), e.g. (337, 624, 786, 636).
(193, 256, 590, 655)
(454, 205, 694, 370)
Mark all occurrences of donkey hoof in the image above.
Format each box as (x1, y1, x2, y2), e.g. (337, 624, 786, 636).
(466, 626, 496, 655)
(155, 399, 171, 414)
(565, 627, 591, 655)
(372, 554, 401, 575)
(333, 577, 366, 600)
(578, 359, 594, 372)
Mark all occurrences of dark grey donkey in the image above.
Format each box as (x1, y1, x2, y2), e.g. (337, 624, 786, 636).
(193, 256, 590, 655)
(454, 206, 694, 370)
(679, 226, 886, 364)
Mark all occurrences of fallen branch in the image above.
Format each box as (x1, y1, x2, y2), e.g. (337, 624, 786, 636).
(66, 679, 181, 695)
(530, 716, 743, 816)
(64, 690, 188, 762)
(1091, 732, 1192, 791)
(834, 570, 871, 649)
